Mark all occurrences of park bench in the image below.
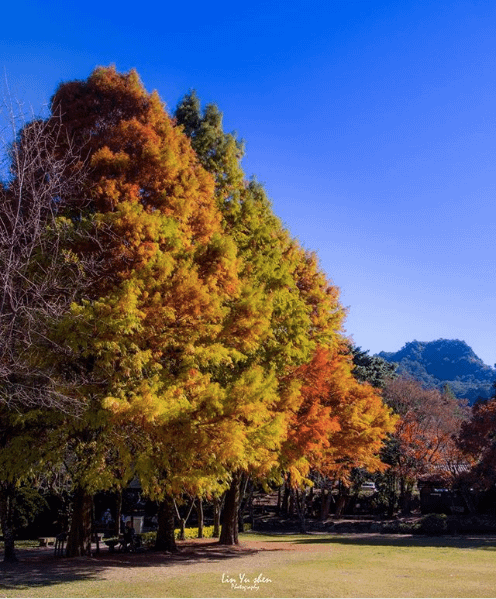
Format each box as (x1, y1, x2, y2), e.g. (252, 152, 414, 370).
(104, 537, 122, 552)
(43, 531, 103, 556)
(54, 532, 67, 556)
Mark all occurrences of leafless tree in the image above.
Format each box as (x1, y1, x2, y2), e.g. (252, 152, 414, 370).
(0, 96, 96, 561)
(0, 97, 91, 415)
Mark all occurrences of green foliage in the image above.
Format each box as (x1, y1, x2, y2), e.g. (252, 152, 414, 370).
(14, 539, 40, 548)
(449, 515, 496, 534)
(381, 520, 421, 534)
(12, 486, 49, 531)
(419, 513, 448, 535)
(351, 346, 397, 388)
(139, 532, 156, 547)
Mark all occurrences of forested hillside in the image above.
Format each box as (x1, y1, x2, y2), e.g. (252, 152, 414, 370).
(378, 339, 495, 404)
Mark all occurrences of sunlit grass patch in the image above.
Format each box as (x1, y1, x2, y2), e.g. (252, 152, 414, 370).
(2, 532, 496, 598)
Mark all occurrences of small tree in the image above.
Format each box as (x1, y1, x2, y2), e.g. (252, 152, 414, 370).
(0, 108, 87, 412)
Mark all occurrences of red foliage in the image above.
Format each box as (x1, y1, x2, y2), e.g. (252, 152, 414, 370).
(283, 346, 396, 485)
(457, 396, 496, 487)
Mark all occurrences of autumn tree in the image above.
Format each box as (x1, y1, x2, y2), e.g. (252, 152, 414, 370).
(279, 345, 397, 525)
(456, 393, 496, 508)
(7, 70, 402, 555)
(45, 67, 242, 555)
(381, 377, 468, 514)
(175, 92, 349, 544)
(458, 396, 496, 475)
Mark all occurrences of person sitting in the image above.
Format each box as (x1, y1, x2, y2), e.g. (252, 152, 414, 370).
(122, 520, 140, 552)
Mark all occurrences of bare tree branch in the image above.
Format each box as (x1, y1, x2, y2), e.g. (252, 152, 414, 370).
(0, 99, 92, 415)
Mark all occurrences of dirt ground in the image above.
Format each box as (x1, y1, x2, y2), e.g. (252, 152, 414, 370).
(0, 536, 318, 588)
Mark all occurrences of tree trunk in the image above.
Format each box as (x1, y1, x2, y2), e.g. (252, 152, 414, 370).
(288, 489, 295, 516)
(175, 498, 186, 542)
(335, 484, 349, 518)
(294, 488, 307, 533)
(387, 492, 396, 518)
(400, 480, 413, 516)
(154, 495, 177, 552)
(114, 490, 122, 537)
(175, 497, 195, 541)
(66, 486, 93, 557)
(219, 471, 241, 545)
(178, 517, 186, 540)
(386, 475, 397, 517)
(197, 498, 204, 539)
(348, 493, 359, 515)
(460, 484, 477, 514)
(0, 482, 17, 563)
(212, 496, 222, 538)
(320, 488, 333, 521)
(238, 474, 253, 533)
(281, 482, 290, 515)
(249, 489, 255, 531)
(277, 484, 282, 514)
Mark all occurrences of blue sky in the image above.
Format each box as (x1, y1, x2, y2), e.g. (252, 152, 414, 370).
(2, 0, 495, 366)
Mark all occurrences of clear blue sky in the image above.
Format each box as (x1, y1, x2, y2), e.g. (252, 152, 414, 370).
(2, 0, 495, 366)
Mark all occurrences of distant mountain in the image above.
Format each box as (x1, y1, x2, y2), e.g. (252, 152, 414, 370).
(377, 339, 495, 404)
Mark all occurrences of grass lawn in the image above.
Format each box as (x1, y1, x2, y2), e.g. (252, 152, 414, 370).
(2, 532, 496, 597)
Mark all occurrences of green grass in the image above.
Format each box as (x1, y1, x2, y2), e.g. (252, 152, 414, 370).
(3, 532, 496, 597)
(13, 539, 40, 549)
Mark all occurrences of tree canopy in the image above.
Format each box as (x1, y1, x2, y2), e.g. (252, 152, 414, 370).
(0, 67, 400, 556)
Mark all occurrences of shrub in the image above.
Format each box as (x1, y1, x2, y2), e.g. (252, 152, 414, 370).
(175, 526, 216, 540)
(451, 516, 496, 534)
(140, 526, 217, 547)
(381, 520, 420, 534)
(140, 532, 157, 548)
(419, 513, 448, 535)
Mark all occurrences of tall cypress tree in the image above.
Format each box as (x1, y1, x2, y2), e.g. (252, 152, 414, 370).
(175, 93, 347, 544)
(48, 68, 241, 555)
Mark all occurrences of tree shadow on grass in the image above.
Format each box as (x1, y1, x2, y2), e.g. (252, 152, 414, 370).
(259, 532, 496, 551)
(0, 541, 259, 593)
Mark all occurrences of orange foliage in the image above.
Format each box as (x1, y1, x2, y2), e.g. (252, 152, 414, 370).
(383, 378, 468, 482)
(51, 67, 232, 288)
(283, 346, 397, 486)
(47, 68, 244, 498)
(52, 67, 240, 377)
